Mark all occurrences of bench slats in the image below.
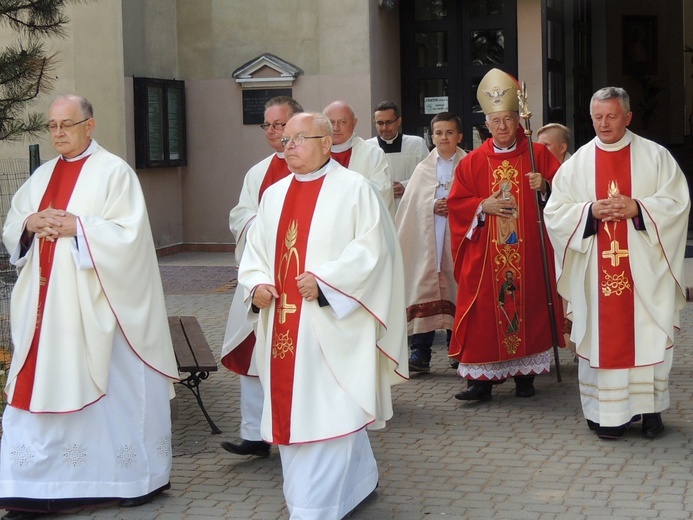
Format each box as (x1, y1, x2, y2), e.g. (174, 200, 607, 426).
(169, 316, 217, 372)
(180, 316, 217, 371)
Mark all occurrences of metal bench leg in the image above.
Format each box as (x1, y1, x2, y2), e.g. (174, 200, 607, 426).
(176, 372, 222, 434)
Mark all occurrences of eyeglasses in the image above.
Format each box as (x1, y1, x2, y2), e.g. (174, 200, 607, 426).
(260, 122, 287, 131)
(280, 135, 327, 148)
(374, 119, 398, 127)
(487, 116, 516, 128)
(48, 118, 90, 132)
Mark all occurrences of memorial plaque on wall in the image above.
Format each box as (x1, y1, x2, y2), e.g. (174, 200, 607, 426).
(242, 88, 292, 125)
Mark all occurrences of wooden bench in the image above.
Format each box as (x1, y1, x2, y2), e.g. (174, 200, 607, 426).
(168, 316, 221, 434)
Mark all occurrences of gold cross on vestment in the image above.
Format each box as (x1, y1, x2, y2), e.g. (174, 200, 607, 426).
(277, 292, 297, 324)
(602, 240, 629, 267)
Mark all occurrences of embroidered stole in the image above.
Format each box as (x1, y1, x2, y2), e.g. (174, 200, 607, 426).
(258, 155, 291, 202)
(595, 145, 635, 368)
(269, 175, 325, 443)
(489, 157, 525, 358)
(12, 157, 88, 410)
(330, 148, 353, 168)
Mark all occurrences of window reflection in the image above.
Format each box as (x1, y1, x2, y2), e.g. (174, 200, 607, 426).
(469, 0, 505, 18)
(416, 32, 448, 67)
(471, 29, 505, 65)
(415, 0, 448, 21)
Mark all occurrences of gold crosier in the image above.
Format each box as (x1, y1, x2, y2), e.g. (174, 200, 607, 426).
(490, 158, 522, 355)
(600, 181, 632, 297)
(273, 219, 300, 359)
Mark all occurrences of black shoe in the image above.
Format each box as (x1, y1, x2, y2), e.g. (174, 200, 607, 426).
(221, 439, 271, 457)
(586, 419, 599, 431)
(454, 383, 492, 401)
(514, 376, 536, 398)
(120, 482, 170, 508)
(2, 512, 44, 520)
(596, 425, 627, 440)
(448, 359, 459, 370)
(641, 413, 665, 439)
(408, 351, 431, 373)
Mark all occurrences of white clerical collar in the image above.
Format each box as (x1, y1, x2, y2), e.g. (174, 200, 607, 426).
(62, 139, 97, 162)
(275, 151, 285, 159)
(493, 140, 517, 153)
(382, 133, 399, 145)
(331, 134, 356, 153)
(595, 130, 633, 152)
(293, 158, 333, 182)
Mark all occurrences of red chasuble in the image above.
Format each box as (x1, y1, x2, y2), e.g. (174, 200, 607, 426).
(447, 130, 564, 371)
(12, 157, 88, 410)
(269, 175, 325, 444)
(595, 145, 636, 368)
(330, 148, 353, 168)
(223, 154, 292, 375)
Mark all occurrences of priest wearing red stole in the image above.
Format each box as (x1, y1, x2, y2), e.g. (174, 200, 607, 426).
(323, 101, 395, 216)
(221, 96, 303, 459)
(238, 112, 408, 519)
(447, 68, 564, 402)
(0, 95, 179, 518)
(544, 87, 690, 440)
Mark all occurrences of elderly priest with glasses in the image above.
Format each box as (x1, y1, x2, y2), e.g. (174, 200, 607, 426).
(0, 94, 178, 519)
(238, 111, 408, 519)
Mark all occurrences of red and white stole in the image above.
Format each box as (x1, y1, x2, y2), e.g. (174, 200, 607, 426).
(595, 145, 636, 368)
(258, 154, 291, 202)
(330, 148, 353, 168)
(12, 157, 88, 410)
(269, 174, 325, 443)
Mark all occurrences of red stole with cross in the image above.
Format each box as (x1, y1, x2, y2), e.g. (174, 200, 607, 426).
(269, 175, 325, 443)
(595, 145, 636, 368)
(12, 157, 88, 410)
(330, 148, 353, 168)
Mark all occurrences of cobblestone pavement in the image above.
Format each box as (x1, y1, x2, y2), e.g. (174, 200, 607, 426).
(30, 253, 693, 519)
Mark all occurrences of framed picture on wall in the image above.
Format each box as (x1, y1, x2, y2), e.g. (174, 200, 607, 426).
(622, 15, 657, 75)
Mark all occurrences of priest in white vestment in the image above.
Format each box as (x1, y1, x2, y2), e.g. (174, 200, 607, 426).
(323, 101, 395, 216)
(0, 95, 179, 518)
(221, 96, 303, 459)
(544, 87, 690, 440)
(238, 112, 408, 519)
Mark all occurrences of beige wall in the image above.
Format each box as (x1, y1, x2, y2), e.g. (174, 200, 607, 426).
(174, 0, 378, 245)
(368, 1, 402, 129)
(517, 0, 545, 125)
(0, 0, 126, 161)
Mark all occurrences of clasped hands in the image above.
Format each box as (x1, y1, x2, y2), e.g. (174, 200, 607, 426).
(591, 194, 638, 222)
(26, 207, 78, 242)
(252, 272, 319, 309)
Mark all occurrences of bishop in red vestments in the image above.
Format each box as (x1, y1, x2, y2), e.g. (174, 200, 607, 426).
(448, 68, 564, 402)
